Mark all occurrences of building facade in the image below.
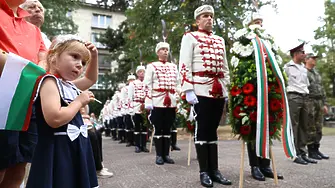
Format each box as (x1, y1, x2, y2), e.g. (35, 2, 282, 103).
(72, 0, 126, 89)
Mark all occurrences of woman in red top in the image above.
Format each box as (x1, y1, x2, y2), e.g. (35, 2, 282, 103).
(0, 0, 46, 187)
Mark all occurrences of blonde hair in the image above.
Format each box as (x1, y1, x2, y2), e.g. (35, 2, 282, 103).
(46, 40, 91, 72)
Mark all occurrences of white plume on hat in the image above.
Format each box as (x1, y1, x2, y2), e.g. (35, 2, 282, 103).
(155, 42, 170, 53)
(194, 5, 214, 19)
(136, 65, 145, 73)
(127, 74, 136, 81)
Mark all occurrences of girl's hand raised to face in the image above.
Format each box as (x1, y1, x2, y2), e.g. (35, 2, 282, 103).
(76, 90, 95, 106)
(85, 42, 98, 58)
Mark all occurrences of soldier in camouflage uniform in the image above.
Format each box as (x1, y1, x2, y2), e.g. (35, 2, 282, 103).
(305, 53, 329, 160)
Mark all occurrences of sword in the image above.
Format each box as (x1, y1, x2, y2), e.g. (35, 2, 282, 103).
(161, 19, 167, 42)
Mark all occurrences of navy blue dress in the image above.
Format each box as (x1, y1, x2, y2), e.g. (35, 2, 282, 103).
(26, 75, 98, 188)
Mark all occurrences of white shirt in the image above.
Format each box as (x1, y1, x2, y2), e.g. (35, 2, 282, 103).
(284, 60, 309, 94)
(41, 32, 51, 49)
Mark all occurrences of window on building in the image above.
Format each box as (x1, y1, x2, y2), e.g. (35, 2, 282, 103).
(92, 14, 111, 29)
(91, 33, 106, 49)
(98, 54, 111, 69)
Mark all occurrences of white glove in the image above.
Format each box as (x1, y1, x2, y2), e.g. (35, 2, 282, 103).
(145, 104, 153, 110)
(186, 90, 198, 104)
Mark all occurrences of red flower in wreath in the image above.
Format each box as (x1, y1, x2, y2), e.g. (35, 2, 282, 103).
(240, 125, 251, 135)
(233, 106, 244, 119)
(269, 115, 275, 123)
(250, 111, 257, 122)
(186, 121, 194, 131)
(244, 96, 257, 107)
(270, 99, 282, 111)
(231, 86, 242, 96)
(269, 126, 277, 136)
(181, 94, 186, 100)
(242, 83, 255, 95)
(268, 83, 281, 94)
(276, 112, 284, 121)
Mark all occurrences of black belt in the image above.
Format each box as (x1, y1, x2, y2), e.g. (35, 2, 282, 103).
(288, 92, 308, 97)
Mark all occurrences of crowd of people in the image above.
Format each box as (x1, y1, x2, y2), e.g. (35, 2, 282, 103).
(0, 0, 330, 187)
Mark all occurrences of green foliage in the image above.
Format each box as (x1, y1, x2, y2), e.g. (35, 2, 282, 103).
(99, 0, 277, 88)
(41, 0, 79, 37)
(313, 0, 335, 103)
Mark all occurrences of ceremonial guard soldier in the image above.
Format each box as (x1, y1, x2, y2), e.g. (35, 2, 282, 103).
(179, 5, 231, 187)
(123, 74, 136, 147)
(116, 84, 126, 143)
(129, 64, 149, 153)
(109, 93, 119, 140)
(102, 100, 111, 137)
(144, 42, 178, 165)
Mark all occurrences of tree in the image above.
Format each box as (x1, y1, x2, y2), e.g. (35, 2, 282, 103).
(313, 0, 335, 103)
(41, 0, 79, 37)
(100, 0, 277, 86)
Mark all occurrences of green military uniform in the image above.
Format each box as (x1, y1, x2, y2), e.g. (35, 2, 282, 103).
(305, 53, 329, 159)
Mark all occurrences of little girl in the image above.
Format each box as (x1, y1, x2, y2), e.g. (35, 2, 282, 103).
(26, 34, 99, 188)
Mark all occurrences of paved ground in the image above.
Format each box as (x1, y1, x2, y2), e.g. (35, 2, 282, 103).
(99, 136, 335, 188)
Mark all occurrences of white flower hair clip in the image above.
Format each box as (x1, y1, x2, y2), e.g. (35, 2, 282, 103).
(51, 34, 85, 50)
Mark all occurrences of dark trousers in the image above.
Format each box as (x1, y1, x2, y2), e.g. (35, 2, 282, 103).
(88, 127, 103, 171)
(247, 143, 270, 168)
(288, 93, 310, 155)
(194, 96, 225, 173)
(104, 120, 111, 137)
(124, 114, 134, 143)
(134, 113, 147, 148)
(151, 108, 176, 136)
(117, 116, 125, 141)
(194, 96, 225, 143)
(150, 107, 176, 156)
(110, 118, 117, 139)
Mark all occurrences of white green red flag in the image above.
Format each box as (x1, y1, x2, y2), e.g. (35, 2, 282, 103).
(0, 53, 46, 131)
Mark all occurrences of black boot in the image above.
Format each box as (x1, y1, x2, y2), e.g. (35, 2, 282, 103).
(171, 131, 181, 151)
(200, 172, 213, 187)
(141, 134, 149, 152)
(163, 137, 175, 164)
(301, 154, 318, 164)
(259, 166, 284, 180)
(134, 133, 141, 153)
(208, 144, 232, 185)
(111, 129, 117, 140)
(126, 131, 134, 147)
(315, 144, 329, 159)
(251, 166, 265, 181)
(308, 144, 322, 160)
(154, 137, 164, 165)
(195, 144, 213, 187)
(293, 155, 308, 165)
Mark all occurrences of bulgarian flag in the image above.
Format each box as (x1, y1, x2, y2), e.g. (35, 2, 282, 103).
(0, 53, 46, 131)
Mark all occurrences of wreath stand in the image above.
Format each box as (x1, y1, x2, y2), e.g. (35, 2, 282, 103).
(187, 133, 193, 166)
(238, 141, 279, 188)
(149, 129, 155, 153)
